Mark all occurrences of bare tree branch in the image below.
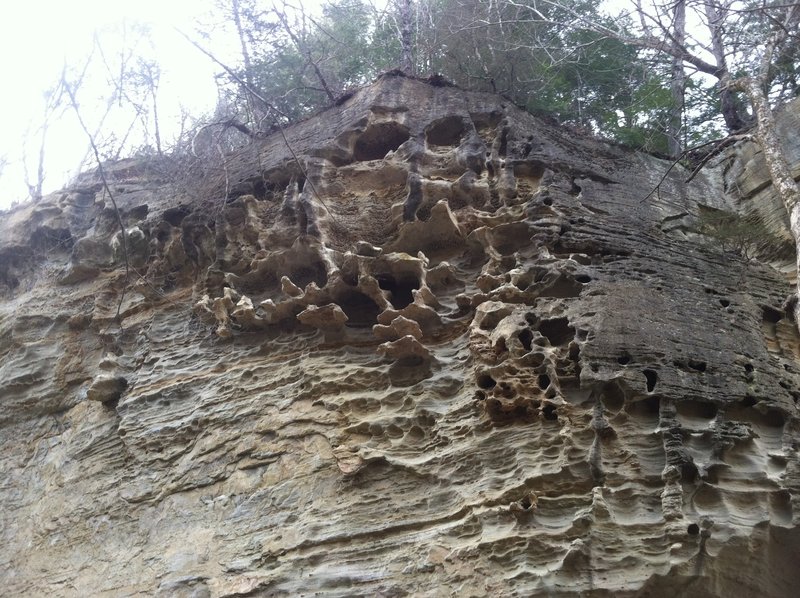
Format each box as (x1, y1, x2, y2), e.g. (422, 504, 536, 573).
(63, 73, 130, 325)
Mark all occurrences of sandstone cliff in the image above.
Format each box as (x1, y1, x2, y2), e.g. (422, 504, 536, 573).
(1, 75, 799, 597)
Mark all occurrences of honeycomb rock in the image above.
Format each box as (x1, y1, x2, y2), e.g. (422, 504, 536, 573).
(1, 75, 799, 597)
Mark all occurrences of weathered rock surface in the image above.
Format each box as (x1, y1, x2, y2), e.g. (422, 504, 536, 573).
(1, 74, 800, 597)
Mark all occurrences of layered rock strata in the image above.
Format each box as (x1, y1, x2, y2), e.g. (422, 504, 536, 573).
(1, 75, 799, 597)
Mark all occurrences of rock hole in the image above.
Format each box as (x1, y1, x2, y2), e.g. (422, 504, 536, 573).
(537, 374, 551, 390)
(688, 359, 707, 373)
(353, 122, 411, 161)
(155, 227, 171, 244)
(741, 394, 758, 407)
(763, 409, 787, 428)
(643, 369, 658, 393)
(163, 205, 191, 227)
(425, 116, 466, 146)
(627, 395, 661, 417)
(676, 400, 717, 420)
(572, 254, 591, 265)
(542, 404, 558, 421)
(687, 523, 700, 536)
(520, 496, 532, 510)
(477, 374, 497, 389)
(337, 291, 382, 327)
(762, 306, 782, 323)
(376, 274, 419, 310)
(719, 298, 730, 308)
(569, 343, 580, 364)
(252, 179, 267, 200)
(744, 363, 754, 373)
(575, 274, 591, 284)
(290, 263, 328, 289)
(542, 197, 553, 206)
(538, 318, 574, 346)
(617, 353, 631, 365)
(127, 204, 149, 220)
(518, 328, 533, 351)
(601, 383, 625, 412)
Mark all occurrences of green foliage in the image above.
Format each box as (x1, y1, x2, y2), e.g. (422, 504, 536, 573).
(219, 0, 680, 152)
(224, 0, 400, 123)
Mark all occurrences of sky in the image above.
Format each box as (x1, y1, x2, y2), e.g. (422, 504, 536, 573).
(0, 0, 225, 209)
(0, 0, 709, 211)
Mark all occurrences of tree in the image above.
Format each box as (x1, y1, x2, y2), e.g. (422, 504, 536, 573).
(22, 78, 66, 201)
(406, 0, 671, 150)
(208, 0, 404, 127)
(666, 0, 686, 157)
(519, 0, 800, 317)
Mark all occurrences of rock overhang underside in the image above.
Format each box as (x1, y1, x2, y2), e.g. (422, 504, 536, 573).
(1, 74, 800, 597)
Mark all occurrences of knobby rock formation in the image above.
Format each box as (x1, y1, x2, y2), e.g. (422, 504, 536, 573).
(1, 75, 800, 596)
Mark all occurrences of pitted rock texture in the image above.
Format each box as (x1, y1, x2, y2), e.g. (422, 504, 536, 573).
(1, 74, 800, 597)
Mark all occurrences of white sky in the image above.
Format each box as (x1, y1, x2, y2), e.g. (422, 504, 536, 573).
(0, 0, 225, 208)
(0, 0, 713, 210)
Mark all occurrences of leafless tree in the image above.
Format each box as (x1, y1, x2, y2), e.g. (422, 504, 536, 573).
(398, 0, 416, 74)
(22, 77, 67, 201)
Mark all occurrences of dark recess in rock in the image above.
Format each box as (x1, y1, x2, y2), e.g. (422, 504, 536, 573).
(518, 328, 533, 351)
(538, 374, 551, 390)
(376, 275, 419, 310)
(643, 369, 658, 392)
(425, 116, 466, 146)
(337, 291, 381, 327)
(539, 317, 574, 346)
(353, 123, 411, 161)
(477, 373, 497, 389)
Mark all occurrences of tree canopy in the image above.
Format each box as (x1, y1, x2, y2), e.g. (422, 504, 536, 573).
(7, 0, 799, 200)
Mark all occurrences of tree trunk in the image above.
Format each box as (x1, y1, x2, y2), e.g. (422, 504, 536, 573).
(737, 77, 800, 321)
(400, 0, 415, 74)
(232, 0, 254, 88)
(703, 0, 750, 132)
(150, 84, 162, 157)
(667, 0, 686, 158)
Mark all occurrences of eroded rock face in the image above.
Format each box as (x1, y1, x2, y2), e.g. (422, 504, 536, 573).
(1, 74, 799, 597)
